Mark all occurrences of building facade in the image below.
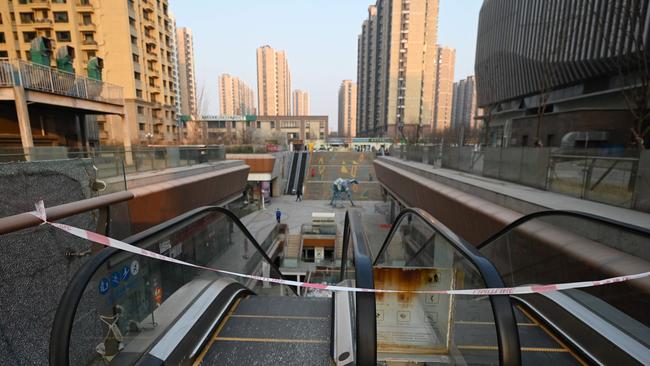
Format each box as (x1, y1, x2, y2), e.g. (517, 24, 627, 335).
(176, 27, 197, 118)
(433, 46, 455, 133)
(256, 45, 291, 116)
(0, 0, 182, 146)
(356, 0, 441, 140)
(187, 115, 328, 145)
(292, 90, 310, 116)
(219, 74, 255, 116)
(476, 0, 650, 148)
(338, 80, 357, 138)
(451, 76, 478, 130)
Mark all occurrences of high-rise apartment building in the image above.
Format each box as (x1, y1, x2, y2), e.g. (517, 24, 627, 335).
(256, 45, 291, 116)
(338, 80, 357, 138)
(219, 74, 256, 116)
(292, 90, 310, 116)
(356, 0, 440, 140)
(177, 27, 197, 118)
(0, 0, 183, 145)
(433, 46, 456, 132)
(451, 76, 479, 131)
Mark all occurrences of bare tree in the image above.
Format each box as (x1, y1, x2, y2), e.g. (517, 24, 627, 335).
(195, 81, 211, 118)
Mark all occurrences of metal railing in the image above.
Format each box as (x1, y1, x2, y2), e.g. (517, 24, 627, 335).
(0, 59, 123, 105)
(0, 145, 227, 180)
(396, 145, 649, 212)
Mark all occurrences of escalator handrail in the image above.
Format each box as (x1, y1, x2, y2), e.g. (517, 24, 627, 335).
(373, 207, 521, 366)
(476, 209, 650, 250)
(340, 210, 377, 365)
(49, 205, 296, 366)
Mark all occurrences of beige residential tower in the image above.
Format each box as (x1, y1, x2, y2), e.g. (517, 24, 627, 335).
(433, 46, 456, 132)
(338, 80, 357, 138)
(292, 90, 310, 116)
(356, 0, 441, 140)
(0, 0, 183, 145)
(256, 45, 291, 116)
(177, 27, 198, 118)
(219, 74, 256, 116)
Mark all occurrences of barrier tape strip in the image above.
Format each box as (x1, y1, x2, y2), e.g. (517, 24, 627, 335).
(31, 201, 650, 296)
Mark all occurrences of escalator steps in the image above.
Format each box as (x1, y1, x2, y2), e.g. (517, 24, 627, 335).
(198, 296, 332, 366)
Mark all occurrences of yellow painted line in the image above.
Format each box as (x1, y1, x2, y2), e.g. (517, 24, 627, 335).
(215, 337, 328, 344)
(454, 320, 537, 327)
(458, 345, 569, 353)
(230, 314, 329, 320)
(516, 305, 589, 366)
(192, 298, 242, 366)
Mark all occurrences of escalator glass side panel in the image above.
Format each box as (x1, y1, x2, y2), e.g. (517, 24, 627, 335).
(374, 212, 502, 364)
(55, 209, 283, 366)
(478, 212, 650, 350)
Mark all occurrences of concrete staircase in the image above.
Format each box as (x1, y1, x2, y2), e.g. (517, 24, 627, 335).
(303, 152, 383, 201)
(283, 234, 302, 267)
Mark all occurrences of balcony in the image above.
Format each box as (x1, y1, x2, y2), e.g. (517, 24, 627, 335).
(31, 0, 51, 9)
(0, 59, 124, 105)
(142, 17, 156, 29)
(81, 39, 98, 49)
(33, 18, 53, 28)
(148, 84, 161, 94)
(147, 68, 160, 77)
(142, 0, 154, 13)
(78, 22, 96, 31)
(76, 1, 93, 11)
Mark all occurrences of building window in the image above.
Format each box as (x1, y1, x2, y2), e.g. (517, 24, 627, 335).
(19, 12, 35, 24)
(139, 123, 145, 131)
(81, 13, 92, 25)
(0, 32, 5, 43)
(23, 31, 37, 43)
(136, 89, 142, 98)
(85, 51, 95, 60)
(0, 51, 8, 58)
(55, 31, 70, 42)
(134, 72, 141, 80)
(53, 0, 67, 3)
(53, 12, 68, 23)
(132, 54, 139, 62)
(137, 106, 145, 115)
(82, 32, 95, 44)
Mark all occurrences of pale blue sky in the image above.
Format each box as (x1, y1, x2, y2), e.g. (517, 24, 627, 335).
(170, 0, 483, 131)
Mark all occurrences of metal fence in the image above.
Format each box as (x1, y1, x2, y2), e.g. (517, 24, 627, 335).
(398, 145, 649, 212)
(0, 145, 226, 180)
(0, 59, 123, 105)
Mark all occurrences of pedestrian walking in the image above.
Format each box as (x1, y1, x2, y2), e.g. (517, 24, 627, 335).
(276, 208, 281, 223)
(296, 187, 303, 202)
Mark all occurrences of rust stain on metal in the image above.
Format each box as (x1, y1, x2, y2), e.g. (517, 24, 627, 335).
(373, 267, 439, 304)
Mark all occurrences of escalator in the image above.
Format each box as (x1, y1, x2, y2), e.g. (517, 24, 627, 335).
(286, 151, 308, 195)
(49, 205, 650, 365)
(295, 151, 308, 196)
(286, 152, 300, 194)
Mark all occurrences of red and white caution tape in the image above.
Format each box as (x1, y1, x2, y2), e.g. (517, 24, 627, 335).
(30, 201, 650, 296)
